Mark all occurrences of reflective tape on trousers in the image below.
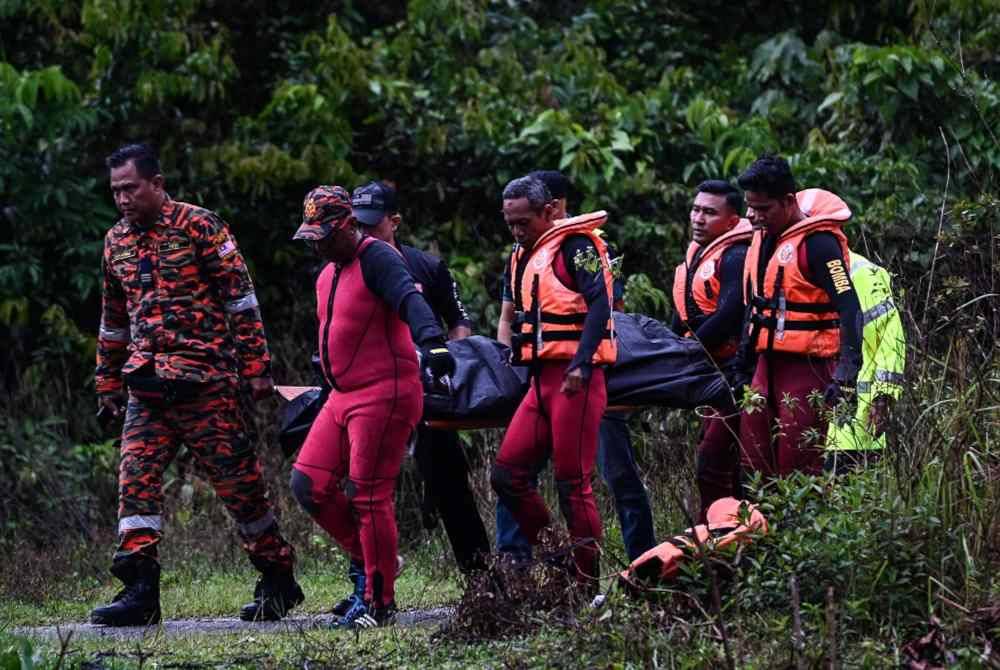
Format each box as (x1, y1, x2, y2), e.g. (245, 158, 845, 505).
(874, 369, 905, 385)
(857, 371, 905, 394)
(224, 293, 259, 314)
(118, 514, 162, 533)
(100, 323, 130, 342)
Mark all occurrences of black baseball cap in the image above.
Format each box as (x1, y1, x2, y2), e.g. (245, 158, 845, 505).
(351, 181, 398, 227)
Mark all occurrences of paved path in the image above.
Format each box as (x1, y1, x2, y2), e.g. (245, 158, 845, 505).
(15, 607, 454, 641)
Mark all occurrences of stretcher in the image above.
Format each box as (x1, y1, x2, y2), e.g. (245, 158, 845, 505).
(277, 315, 733, 455)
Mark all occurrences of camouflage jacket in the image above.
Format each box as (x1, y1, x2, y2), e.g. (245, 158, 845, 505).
(96, 198, 270, 395)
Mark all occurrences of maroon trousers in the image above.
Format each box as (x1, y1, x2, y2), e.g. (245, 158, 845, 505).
(696, 407, 741, 521)
(492, 362, 606, 581)
(740, 352, 836, 477)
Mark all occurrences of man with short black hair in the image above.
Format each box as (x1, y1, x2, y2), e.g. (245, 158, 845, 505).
(736, 155, 863, 477)
(93, 143, 301, 626)
(671, 179, 751, 518)
(351, 180, 490, 577)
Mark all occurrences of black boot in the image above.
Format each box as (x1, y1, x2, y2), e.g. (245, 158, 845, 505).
(90, 557, 161, 626)
(240, 568, 304, 622)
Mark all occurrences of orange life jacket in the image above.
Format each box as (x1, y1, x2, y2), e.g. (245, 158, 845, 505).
(744, 189, 852, 358)
(620, 497, 768, 588)
(671, 219, 753, 360)
(510, 211, 617, 365)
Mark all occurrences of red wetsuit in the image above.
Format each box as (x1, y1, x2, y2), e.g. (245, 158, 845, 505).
(291, 236, 444, 608)
(492, 214, 616, 583)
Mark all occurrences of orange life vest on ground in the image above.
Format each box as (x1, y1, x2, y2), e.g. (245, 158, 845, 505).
(510, 211, 617, 365)
(744, 189, 852, 358)
(620, 497, 768, 588)
(671, 219, 753, 360)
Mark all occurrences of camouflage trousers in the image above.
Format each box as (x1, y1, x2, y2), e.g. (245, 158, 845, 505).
(115, 378, 294, 571)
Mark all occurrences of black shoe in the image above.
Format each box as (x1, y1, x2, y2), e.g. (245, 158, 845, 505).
(355, 601, 397, 629)
(331, 556, 404, 616)
(331, 599, 397, 630)
(240, 569, 304, 622)
(331, 561, 365, 617)
(90, 557, 161, 626)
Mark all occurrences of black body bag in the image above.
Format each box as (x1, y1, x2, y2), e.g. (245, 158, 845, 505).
(606, 312, 731, 410)
(278, 386, 328, 459)
(422, 336, 529, 421)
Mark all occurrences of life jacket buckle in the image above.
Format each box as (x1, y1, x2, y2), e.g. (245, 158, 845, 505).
(776, 294, 787, 341)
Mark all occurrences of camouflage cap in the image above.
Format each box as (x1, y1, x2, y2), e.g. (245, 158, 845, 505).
(293, 185, 354, 240)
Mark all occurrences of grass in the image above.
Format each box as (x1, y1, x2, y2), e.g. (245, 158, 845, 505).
(3, 457, 997, 669)
(2, 309, 999, 669)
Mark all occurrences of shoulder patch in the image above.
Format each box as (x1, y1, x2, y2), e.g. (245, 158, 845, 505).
(218, 237, 237, 258)
(699, 259, 716, 279)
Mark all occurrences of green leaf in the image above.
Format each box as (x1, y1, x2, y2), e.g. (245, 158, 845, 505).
(518, 109, 556, 139)
(899, 78, 919, 101)
(817, 91, 843, 113)
(610, 129, 632, 153)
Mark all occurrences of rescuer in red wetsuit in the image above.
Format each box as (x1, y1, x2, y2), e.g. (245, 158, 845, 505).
(490, 175, 617, 587)
(289, 185, 455, 629)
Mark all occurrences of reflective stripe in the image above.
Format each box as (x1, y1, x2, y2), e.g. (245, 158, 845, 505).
(239, 510, 275, 538)
(100, 322, 130, 343)
(862, 298, 895, 325)
(849, 259, 872, 276)
(874, 369, 905, 385)
(856, 381, 872, 394)
(225, 293, 259, 314)
(118, 514, 162, 533)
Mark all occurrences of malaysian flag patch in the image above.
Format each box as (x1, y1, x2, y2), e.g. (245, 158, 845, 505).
(218, 238, 237, 258)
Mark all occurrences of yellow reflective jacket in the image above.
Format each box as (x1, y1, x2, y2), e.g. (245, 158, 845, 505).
(826, 252, 906, 451)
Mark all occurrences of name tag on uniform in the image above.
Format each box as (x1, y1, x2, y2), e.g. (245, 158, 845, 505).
(159, 240, 189, 253)
(111, 250, 137, 263)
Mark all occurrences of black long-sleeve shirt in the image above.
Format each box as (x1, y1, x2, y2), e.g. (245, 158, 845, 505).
(670, 243, 748, 351)
(556, 235, 611, 376)
(399, 244, 473, 331)
(358, 238, 446, 348)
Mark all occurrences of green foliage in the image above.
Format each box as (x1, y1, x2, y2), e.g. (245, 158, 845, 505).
(0, 7, 998, 664)
(0, 632, 37, 670)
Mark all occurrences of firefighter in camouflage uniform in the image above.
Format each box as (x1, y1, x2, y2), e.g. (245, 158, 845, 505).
(92, 143, 302, 626)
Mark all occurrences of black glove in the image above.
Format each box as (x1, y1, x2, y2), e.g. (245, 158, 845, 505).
(730, 371, 752, 401)
(420, 344, 456, 379)
(824, 358, 860, 425)
(722, 359, 752, 403)
(825, 358, 860, 405)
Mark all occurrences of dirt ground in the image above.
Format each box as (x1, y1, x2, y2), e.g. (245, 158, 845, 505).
(15, 607, 454, 641)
